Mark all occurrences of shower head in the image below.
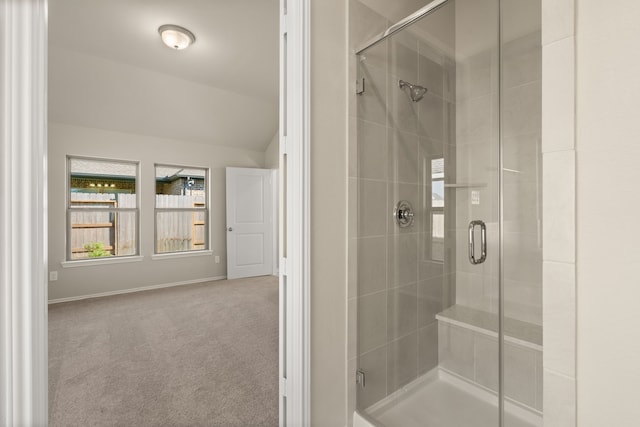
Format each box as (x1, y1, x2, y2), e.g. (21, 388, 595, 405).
(399, 80, 428, 102)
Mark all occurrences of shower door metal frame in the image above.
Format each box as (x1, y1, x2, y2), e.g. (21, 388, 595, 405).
(497, 2, 505, 425)
(355, 0, 449, 54)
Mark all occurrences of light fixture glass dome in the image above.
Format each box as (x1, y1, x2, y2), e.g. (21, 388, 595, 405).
(158, 24, 195, 50)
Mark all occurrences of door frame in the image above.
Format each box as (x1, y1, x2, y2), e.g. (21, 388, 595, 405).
(279, 0, 311, 425)
(0, 0, 311, 425)
(0, 0, 49, 425)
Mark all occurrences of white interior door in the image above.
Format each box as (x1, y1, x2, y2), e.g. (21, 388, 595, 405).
(226, 167, 274, 280)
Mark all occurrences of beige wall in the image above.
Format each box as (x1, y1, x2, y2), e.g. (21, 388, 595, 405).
(576, 1, 640, 425)
(264, 131, 279, 170)
(48, 122, 265, 300)
(310, 0, 349, 425)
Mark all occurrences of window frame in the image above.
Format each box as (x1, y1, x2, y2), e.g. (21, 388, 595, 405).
(153, 163, 210, 256)
(66, 155, 141, 262)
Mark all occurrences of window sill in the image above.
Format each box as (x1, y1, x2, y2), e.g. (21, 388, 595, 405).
(151, 250, 213, 261)
(61, 255, 144, 268)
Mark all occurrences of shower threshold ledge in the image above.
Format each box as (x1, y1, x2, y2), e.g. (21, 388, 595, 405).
(354, 368, 542, 427)
(436, 305, 542, 351)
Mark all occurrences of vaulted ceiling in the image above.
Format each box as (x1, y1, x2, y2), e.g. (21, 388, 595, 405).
(49, 0, 279, 151)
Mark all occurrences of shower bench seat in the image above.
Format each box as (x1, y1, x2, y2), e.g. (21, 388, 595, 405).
(436, 305, 542, 351)
(435, 304, 543, 412)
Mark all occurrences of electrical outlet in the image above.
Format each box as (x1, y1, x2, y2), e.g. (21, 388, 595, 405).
(49, 271, 58, 281)
(214, 256, 220, 264)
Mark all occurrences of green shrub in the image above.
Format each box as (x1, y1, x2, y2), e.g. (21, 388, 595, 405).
(84, 242, 112, 258)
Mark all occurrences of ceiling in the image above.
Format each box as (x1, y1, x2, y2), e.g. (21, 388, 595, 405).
(49, 0, 279, 152)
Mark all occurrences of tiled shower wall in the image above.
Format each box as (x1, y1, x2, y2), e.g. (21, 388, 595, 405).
(348, 0, 456, 412)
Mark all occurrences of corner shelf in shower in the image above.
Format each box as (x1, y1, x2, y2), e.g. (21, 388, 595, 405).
(443, 183, 488, 188)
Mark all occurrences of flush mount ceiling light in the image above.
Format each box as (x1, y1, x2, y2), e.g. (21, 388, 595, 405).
(158, 24, 195, 50)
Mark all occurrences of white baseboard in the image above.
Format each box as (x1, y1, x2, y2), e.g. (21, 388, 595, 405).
(48, 275, 227, 304)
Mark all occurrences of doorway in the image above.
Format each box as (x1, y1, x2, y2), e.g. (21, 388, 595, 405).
(46, 1, 280, 425)
(0, 0, 311, 425)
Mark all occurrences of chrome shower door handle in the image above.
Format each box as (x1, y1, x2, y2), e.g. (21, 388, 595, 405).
(468, 220, 487, 265)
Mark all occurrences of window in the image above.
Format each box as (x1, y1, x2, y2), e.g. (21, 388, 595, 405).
(155, 164, 208, 254)
(67, 157, 139, 260)
(431, 157, 445, 262)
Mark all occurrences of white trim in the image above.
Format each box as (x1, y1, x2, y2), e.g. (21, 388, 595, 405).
(48, 275, 226, 304)
(279, 0, 311, 425)
(272, 169, 279, 276)
(61, 255, 144, 268)
(0, 0, 49, 425)
(151, 250, 213, 261)
(278, 6, 285, 421)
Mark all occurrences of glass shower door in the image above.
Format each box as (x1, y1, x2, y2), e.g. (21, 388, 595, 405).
(500, 0, 543, 424)
(439, 0, 503, 423)
(354, 0, 503, 425)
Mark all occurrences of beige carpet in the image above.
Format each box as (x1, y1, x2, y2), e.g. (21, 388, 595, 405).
(48, 276, 279, 427)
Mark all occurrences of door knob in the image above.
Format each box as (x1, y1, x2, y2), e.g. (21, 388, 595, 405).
(228, 227, 233, 232)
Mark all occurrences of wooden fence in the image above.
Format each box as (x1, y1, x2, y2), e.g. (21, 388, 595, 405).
(155, 194, 206, 253)
(70, 193, 205, 259)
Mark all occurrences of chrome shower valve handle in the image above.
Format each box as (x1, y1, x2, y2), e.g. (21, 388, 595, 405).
(394, 200, 415, 228)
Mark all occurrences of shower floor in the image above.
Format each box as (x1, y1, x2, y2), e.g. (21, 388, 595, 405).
(359, 370, 542, 427)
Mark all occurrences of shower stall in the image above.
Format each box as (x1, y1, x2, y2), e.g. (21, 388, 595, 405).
(350, 0, 542, 425)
